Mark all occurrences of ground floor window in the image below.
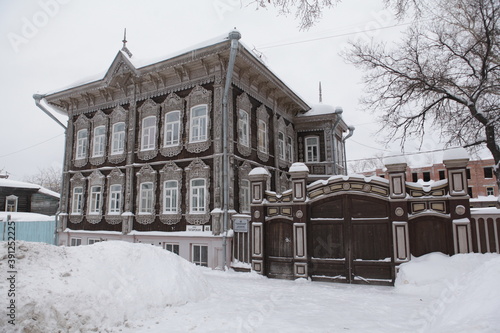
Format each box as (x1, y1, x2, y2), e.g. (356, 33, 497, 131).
(192, 244, 208, 267)
(88, 238, 102, 245)
(164, 243, 179, 255)
(486, 187, 495, 196)
(70, 238, 82, 246)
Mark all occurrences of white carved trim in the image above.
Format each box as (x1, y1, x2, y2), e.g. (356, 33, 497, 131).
(185, 85, 212, 154)
(137, 99, 160, 161)
(135, 164, 157, 224)
(73, 115, 90, 167)
(105, 168, 125, 225)
(69, 172, 86, 224)
(89, 110, 109, 166)
(236, 93, 252, 156)
(256, 105, 269, 162)
(185, 158, 211, 225)
(159, 162, 183, 224)
(108, 106, 128, 164)
(160, 93, 184, 157)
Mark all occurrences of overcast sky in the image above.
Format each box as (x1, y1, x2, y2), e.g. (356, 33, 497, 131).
(1, 0, 480, 182)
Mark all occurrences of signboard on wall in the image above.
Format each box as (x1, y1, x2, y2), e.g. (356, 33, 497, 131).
(233, 219, 248, 233)
(186, 225, 203, 232)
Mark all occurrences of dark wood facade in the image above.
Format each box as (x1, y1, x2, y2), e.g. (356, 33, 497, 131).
(0, 179, 59, 216)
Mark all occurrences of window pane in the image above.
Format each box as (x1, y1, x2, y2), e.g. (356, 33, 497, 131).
(76, 129, 88, 159)
(112, 122, 125, 154)
(142, 117, 156, 150)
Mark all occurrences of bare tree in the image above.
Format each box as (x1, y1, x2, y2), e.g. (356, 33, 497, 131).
(345, 0, 500, 191)
(348, 153, 385, 174)
(23, 166, 62, 194)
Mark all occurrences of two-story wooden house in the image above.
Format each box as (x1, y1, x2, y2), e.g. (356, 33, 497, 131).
(36, 31, 351, 268)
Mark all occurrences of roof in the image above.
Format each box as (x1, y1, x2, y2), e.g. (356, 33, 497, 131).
(0, 178, 60, 199)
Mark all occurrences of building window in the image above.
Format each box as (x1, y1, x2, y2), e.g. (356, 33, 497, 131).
(190, 178, 206, 213)
(88, 238, 101, 245)
(139, 182, 154, 214)
(412, 172, 418, 182)
(108, 184, 122, 214)
(70, 238, 82, 246)
(238, 109, 250, 147)
(89, 186, 102, 215)
(141, 116, 156, 151)
(278, 132, 285, 160)
(163, 180, 178, 213)
(468, 187, 473, 197)
(305, 136, 319, 163)
(486, 187, 495, 196)
(5, 195, 18, 212)
(241, 179, 251, 213)
(92, 126, 106, 157)
(287, 136, 294, 162)
(466, 168, 471, 179)
(438, 170, 446, 180)
(111, 122, 126, 155)
(71, 187, 83, 214)
(76, 129, 88, 160)
(164, 111, 181, 147)
(257, 120, 268, 153)
(484, 167, 493, 179)
(423, 171, 431, 182)
(164, 243, 179, 255)
(190, 105, 208, 143)
(192, 244, 208, 266)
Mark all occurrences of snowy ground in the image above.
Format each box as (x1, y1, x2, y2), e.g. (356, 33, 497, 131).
(1, 241, 499, 333)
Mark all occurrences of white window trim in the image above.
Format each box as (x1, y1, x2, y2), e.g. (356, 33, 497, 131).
(238, 109, 250, 147)
(70, 238, 82, 246)
(163, 180, 178, 214)
(5, 195, 18, 212)
(111, 122, 126, 155)
(88, 238, 102, 245)
(305, 136, 320, 163)
(189, 104, 208, 143)
(257, 119, 268, 154)
(164, 110, 181, 147)
(108, 184, 122, 215)
(192, 244, 208, 266)
(71, 187, 83, 214)
(92, 125, 106, 157)
(141, 116, 157, 151)
(88, 185, 102, 215)
(241, 179, 251, 213)
(287, 136, 294, 162)
(139, 182, 154, 214)
(278, 131, 285, 160)
(190, 178, 206, 214)
(76, 129, 88, 160)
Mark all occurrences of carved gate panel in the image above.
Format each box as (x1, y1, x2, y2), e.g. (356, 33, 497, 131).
(266, 219, 294, 279)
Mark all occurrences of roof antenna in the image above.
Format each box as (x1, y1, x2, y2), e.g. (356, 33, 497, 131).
(121, 28, 133, 58)
(319, 81, 323, 103)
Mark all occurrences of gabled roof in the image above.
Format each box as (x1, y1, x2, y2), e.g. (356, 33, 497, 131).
(0, 178, 60, 199)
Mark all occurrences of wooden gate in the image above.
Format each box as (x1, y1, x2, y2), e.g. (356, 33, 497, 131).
(309, 194, 393, 285)
(266, 219, 294, 279)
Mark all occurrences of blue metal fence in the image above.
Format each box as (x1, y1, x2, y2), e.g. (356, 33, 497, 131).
(0, 219, 57, 245)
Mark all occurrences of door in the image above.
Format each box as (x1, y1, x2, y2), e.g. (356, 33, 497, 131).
(266, 219, 294, 279)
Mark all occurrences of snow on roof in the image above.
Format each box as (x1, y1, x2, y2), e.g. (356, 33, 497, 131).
(289, 162, 309, 173)
(0, 211, 55, 222)
(443, 147, 469, 161)
(249, 167, 271, 176)
(0, 178, 60, 199)
(297, 103, 342, 117)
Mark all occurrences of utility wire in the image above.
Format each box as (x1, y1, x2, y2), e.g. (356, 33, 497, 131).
(0, 133, 64, 159)
(346, 146, 460, 163)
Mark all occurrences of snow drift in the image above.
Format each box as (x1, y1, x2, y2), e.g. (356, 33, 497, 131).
(0, 241, 210, 332)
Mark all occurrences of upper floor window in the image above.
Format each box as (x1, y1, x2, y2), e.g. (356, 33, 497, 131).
(111, 122, 126, 155)
(305, 136, 319, 163)
(5, 195, 18, 212)
(278, 132, 285, 160)
(76, 129, 88, 160)
(71, 187, 83, 214)
(190, 105, 208, 143)
(240, 179, 250, 213)
(163, 180, 178, 214)
(164, 111, 181, 147)
(108, 184, 122, 214)
(141, 116, 156, 151)
(238, 109, 250, 147)
(139, 182, 154, 214)
(190, 178, 206, 213)
(92, 126, 106, 157)
(484, 167, 493, 179)
(257, 120, 268, 153)
(287, 136, 294, 162)
(89, 185, 102, 215)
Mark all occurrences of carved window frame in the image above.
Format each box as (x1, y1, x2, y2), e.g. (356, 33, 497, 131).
(238, 161, 253, 214)
(73, 115, 90, 167)
(5, 195, 18, 212)
(185, 85, 212, 153)
(160, 93, 184, 157)
(236, 93, 252, 156)
(86, 170, 105, 224)
(89, 110, 108, 166)
(256, 105, 269, 162)
(105, 168, 125, 225)
(159, 162, 182, 224)
(286, 123, 295, 163)
(138, 99, 160, 161)
(305, 135, 320, 163)
(135, 164, 157, 224)
(277, 116, 288, 168)
(109, 106, 128, 164)
(185, 158, 210, 225)
(69, 172, 86, 223)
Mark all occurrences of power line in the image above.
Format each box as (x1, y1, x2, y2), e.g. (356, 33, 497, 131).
(0, 133, 64, 159)
(346, 146, 461, 163)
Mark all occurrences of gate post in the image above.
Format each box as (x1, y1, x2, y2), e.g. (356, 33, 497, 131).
(249, 167, 270, 275)
(290, 163, 309, 279)
(443, 148, 472, 253)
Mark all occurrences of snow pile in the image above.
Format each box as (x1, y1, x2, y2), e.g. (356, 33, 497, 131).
(396, 252, 500, 332)
(0, 211, 55, 222)
(0, 241, 210, 332)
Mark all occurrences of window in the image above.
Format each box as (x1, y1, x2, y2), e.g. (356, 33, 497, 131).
(139, 182, 154, 214)
(5, 195, 18, 212)
(412, 172, 418, 182)
(466, 168, 471, 179)
(257, 120, 267, 153)
(287, 136, 294, 162)
(190, 105, 208, 142)
(439, 170, 446, 180)
(238, 109, 249, 147)
(487, 187, 495, 196)
(141, 116, 156, 151)
(192, 244, 208, 266)
(190, 178, 206, 213)
(423, 171, 431, 182)
(164, 243, 179, 255)
(108, 184, 122, 214)
(305, 136, 319, 163)
(278, 132, 285, 160)
(89, 186, 102, 214)
(92, 126, 106, 157)
(71, 187, 83, 214)
(163, 180, 178, 213)
(484, 167, 493, 179)
(76, 129, 88, 159)
(70, 238, 82, 246)
(468, 187, 473, 197)
(164, 111, 180, 147)
(379, 174, 386, 178)
(111, 122, 126, 155)
(88, 238, 101, 245)
(241, 179, 251, 213)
